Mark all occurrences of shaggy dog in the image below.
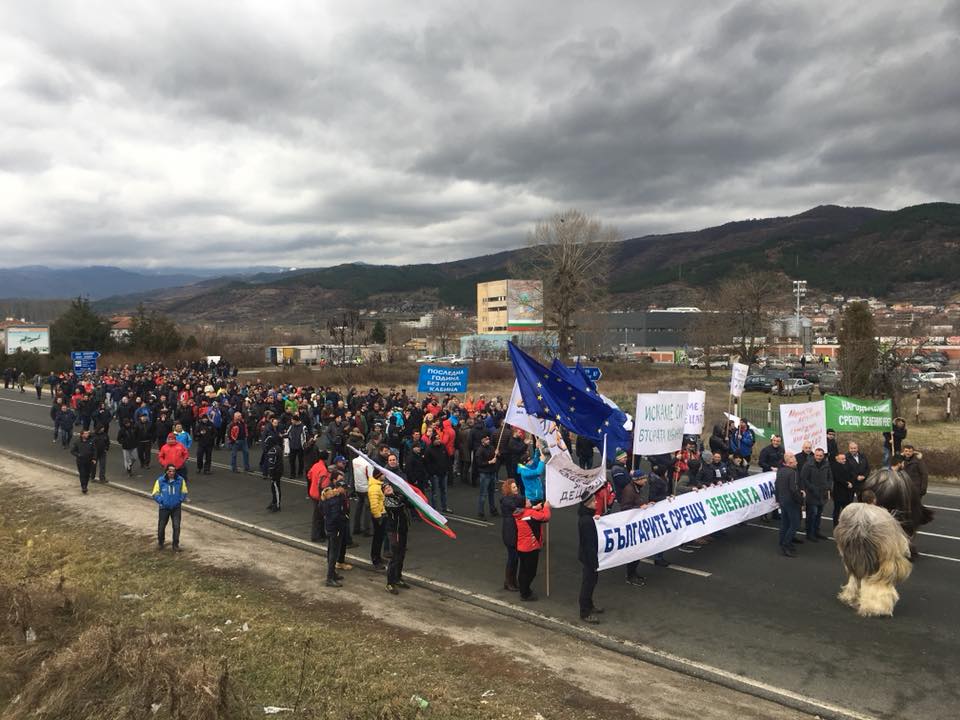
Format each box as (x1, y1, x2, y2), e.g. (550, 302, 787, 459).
(862, 466, 934, 557)
(834, 502, 912, 617)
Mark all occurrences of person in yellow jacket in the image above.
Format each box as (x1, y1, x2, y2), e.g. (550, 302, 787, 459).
(368, 469, 387, 570)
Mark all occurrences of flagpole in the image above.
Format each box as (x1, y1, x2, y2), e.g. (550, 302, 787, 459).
(544, 444, 550, 599)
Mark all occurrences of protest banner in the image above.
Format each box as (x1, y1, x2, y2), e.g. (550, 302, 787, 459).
(824, 394, 892, 432)
(595, 472, 777, 570)
(662, 389, 705, 436)
(545, 440, 607, 508)
(779, 400, 827, 454)
(417, 365, 468, 393)
(633, 392, 687, 455)
(729, 362, 749, 398)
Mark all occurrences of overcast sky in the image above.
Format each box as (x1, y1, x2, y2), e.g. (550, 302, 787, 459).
(1, 0, 958, 269)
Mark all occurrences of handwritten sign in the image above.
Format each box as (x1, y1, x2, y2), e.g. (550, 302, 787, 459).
(779, 400, 827, 454)
(633, 392, 687, 455)
(729, 362, 749, 398)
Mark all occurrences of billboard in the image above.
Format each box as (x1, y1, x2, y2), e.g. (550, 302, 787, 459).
(5, 326, 50, 355)
(507, 280, 543, 326)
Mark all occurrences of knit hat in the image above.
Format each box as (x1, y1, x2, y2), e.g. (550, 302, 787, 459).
(167, 432, 177, 441)
(616, 450, 628, 462)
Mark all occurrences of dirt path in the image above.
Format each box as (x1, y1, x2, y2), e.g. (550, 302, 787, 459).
(1, 456, 812, 720)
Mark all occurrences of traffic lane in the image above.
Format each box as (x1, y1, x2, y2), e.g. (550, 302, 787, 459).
(2, 400, 960, 717)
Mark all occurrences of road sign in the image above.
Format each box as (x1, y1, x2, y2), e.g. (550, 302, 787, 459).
(568, 365, 602, 382)
(71, 351, 101, 374)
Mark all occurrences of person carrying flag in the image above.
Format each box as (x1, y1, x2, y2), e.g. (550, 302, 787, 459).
(384, 480, 411, 595)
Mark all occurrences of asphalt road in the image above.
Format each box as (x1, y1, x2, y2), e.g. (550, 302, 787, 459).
(1, 387, 958, 720)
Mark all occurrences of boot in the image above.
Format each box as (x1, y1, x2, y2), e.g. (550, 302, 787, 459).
(504, 568, 518, 592)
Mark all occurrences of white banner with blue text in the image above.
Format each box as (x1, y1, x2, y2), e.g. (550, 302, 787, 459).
(595, 471, 777, 570)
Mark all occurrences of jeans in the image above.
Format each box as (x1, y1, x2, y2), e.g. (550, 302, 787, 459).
(505, 545, 519, 586)
(778, 503, 801, 547)
(289, 448, 303, 477)
(805, 503, 823, 538)
(326, 528, 342, 580)
(197, 445, 213, 472)
(122, 448, 137, 472)
(477, 472, 497, 515)
(158, 505, 182, 547)
(137, 442, 152, 467)
(518, 550, 540, 599)
(230, 439, 250, 471)
(352, 493, 370, 535)
(579, 565, 599, 617)
(430, 473, 448, 511)
(61, 427, 73, 448)
(387, 515, 408, 585)
(96, 451, 108, 481)
(882, 446, 891, 468)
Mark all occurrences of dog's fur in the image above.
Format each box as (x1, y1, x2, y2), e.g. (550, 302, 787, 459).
(834, 502, 912, 617)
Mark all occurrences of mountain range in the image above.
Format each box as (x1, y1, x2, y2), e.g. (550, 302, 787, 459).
(4, 203, 958, 323)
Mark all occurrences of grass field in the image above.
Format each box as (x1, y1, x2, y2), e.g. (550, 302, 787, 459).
(0, 484, 642, 720)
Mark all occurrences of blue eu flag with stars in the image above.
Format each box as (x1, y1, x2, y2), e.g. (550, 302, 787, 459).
(550, 358, 632, 458)
(508, 342, 614, 443)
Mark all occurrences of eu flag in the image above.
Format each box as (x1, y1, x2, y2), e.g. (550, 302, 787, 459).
(508, 342, 613, 443)
(551, 358, 632, 458)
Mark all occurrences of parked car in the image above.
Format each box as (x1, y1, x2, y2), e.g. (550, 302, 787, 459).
(416, 355, 438, 363)
(763, 358, 789, 370)
(744, 375, 773, 392)
(790, 368, 821, 383)
(818, 370, 842, 394)
(900, 375, 920, 392)
(919, 371, 957, 389)
(773, 378, 815, 396)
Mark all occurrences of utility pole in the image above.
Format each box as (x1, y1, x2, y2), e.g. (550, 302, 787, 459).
(793, 279, 807, 353)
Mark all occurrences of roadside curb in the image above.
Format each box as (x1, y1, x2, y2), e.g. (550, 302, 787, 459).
(3, 447, 877, 720)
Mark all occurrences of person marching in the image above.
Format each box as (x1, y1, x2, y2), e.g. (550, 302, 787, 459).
(152, 464, 188, 551)
(384, 480, 411, 595)
(69, 429, 96, 494)
(577, 490, 603, 624)
(320, 473, 349, 587)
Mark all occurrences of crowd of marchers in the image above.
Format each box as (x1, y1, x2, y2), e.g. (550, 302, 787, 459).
(13, 360, 931, 625)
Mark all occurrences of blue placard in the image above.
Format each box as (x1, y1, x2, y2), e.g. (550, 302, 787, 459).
(417, 365, 469, 394)
(71, 350, 101, 374)
(569, 365, 602, 382)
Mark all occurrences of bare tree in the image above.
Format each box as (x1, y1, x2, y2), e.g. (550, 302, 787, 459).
(427, 309, 462, 356)
(517, 209, 616, 360)
(685, 305, 732, 378)
(716, 269, 784, 363)
(327, 311, 366, 364)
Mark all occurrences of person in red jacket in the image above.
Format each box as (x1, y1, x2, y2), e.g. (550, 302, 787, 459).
(307, 451, 330, 542)
(514, 499, 551, 601)
(157, 433, 190, 480)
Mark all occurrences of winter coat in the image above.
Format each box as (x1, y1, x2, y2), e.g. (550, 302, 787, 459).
(516, 457, 545, 503)
(800, 459, 832, 505)
(152, 474, 188, 509)
(117, 423, 139, 450)
(730, 428, 755, 458)
(320, 487, 349, 533)
(610, 463, 630, 503)
(135, 420, 155, 444)
(708, 425, 729, 457)
(70, 435, 96, 462)
(307, 460, 330, 501)
(758, 443, 785, 472)
(367, 476, 386, 519)
(775, 466, 802, 506)
(500, 494, 523, 547)
(903, 454, 929, 496)
(515, 504, 551, 552)
(830, 459, 854, 504)
(158, 441, 189, 469)
(577, 503, 599, 570)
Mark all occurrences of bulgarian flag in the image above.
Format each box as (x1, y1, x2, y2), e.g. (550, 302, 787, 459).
(348, 446, 457, 539)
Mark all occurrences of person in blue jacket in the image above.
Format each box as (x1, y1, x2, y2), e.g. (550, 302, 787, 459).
(152, 464, 189, 551)
(729, 420, 756, 470)
(516, 443, 546, 503)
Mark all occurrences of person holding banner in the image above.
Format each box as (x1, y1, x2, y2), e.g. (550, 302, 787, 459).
(515, 498, 551, 601)
(577, 492, 602, 624)
(517, 444, 546, 504)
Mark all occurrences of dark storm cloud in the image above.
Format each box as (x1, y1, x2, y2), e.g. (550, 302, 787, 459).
(0, 0, 957, 270)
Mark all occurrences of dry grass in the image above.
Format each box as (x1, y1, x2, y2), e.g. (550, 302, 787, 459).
(0, 485, 647, 720)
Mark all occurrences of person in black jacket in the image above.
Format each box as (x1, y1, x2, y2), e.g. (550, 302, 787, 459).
(758, 435, 785, 472)
(575, 435, 595, 469)
(708, 424, 729, 461)
(775, 454, 802, 556)
(117, 418, 138, 476)
(135, 414, 155, 469)
(799, 448, 832, 541)
(830, 452, 854, 525)
(261, 431, 283, 512)
(383, 480, 411, 595)
(577, 491, 602, 624)
(70, 430, 97, 493)
(846, 442, 870, 500)
(92, 424, 111, 483)
(320, 478, 349, 587)
(499, 479, 523, 591)
(287, 415, 307, 478)
(194, 415, 216, 475)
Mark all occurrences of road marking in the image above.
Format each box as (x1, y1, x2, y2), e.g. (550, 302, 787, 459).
(0, 393, 49, 408)
(638, 558, 711, 577)
(0, 415, 50, 430)
(819, 516, 960, 541)
(746, 522, 960, 563)
(927, 505, 960, 513)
